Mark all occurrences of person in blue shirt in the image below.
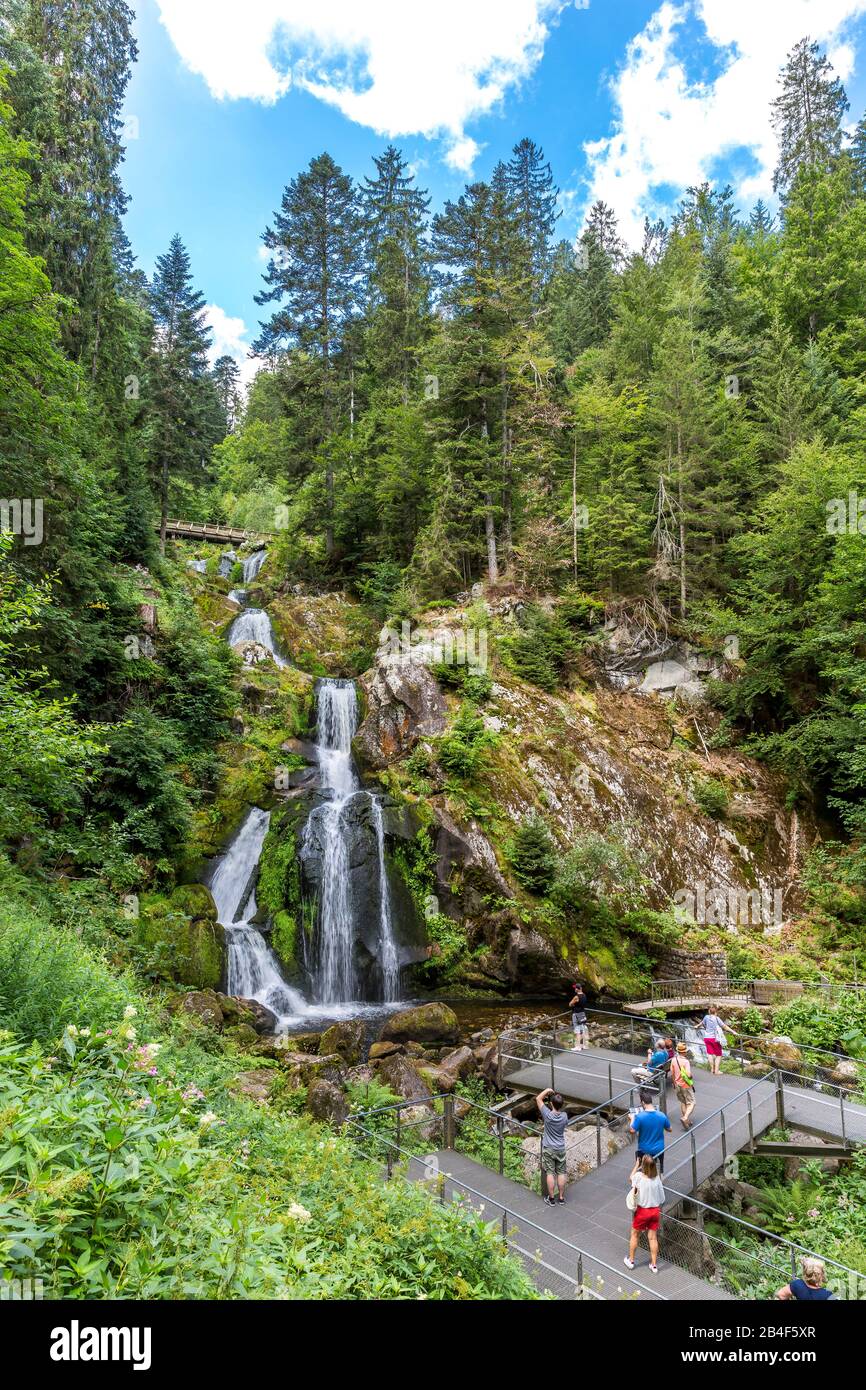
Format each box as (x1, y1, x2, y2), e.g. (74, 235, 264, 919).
(776, 1258, 835, 1301)
(629, 1089, 672, 1175)
(631, 1043, 670, 1085)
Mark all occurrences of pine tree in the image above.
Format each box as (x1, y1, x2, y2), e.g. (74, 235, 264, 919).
(507, 813, 556, 894)
(850, 112, 866, 195)
(148, 235, 221, 550)
(772, 38, 849, 193)
(254, 153, 360, 554)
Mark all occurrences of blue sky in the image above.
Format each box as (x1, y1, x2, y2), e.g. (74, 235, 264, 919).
(121, 1, 866, 377)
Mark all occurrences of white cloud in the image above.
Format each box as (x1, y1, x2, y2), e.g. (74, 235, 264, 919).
(154, 1, 570, 172)
(205, 304, 260, 388)
(581, 0, 866, 248)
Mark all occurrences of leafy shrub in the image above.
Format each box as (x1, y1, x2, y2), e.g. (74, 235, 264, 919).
(550, 831, 647, 914)
(498, 605, 578, 691)
(507, 813, 556, 895)
(438, 702, 495, 778)
(0, 897, 136, 1044)
(693, 776, 729, 819)
(772, 994, 866, 1057)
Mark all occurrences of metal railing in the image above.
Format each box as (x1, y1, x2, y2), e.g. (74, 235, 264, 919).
(345, 1102, 667, 1301)
(648, 978, 865, 1007)
(346, 1083, 865, 1300)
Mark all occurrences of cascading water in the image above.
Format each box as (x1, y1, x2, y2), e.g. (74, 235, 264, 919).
(303, 679, 402, 1004)
(242, 548, 267, 584)
(227, 607, 287, 667)
(208, 806, 307, 1026)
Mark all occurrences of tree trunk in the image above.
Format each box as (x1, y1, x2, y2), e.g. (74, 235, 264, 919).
(481, 405, 498, 584)
(159, 458, 169, 557)
(677, 422, 687, 618)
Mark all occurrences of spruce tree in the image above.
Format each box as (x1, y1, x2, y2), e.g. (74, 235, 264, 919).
(254, 153, 360, 554)
(212, 355, 242, 435)
(771, 38, 849, 193)
(148, 235, 221, 550)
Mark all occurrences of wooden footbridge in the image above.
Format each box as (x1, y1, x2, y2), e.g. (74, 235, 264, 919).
(349, 1018, 866, 1302)
(159, 519, 273, 545)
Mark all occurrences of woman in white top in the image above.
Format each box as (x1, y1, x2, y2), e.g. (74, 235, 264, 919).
(701, 1004, 728, 1075)
(624, 1154, 666, 1274)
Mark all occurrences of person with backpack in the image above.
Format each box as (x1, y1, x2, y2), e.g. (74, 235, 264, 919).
(569, 983, 589, 1051)
(670, 1041, 695, 1128)
(624, 1154, 665, 1275)
(702, 1005, 729, 1076)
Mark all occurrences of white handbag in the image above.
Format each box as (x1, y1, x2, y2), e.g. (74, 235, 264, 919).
(626, 1186, 637, 1212)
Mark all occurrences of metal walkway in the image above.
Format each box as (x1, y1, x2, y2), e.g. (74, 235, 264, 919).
(405, 1148, 733, 1300)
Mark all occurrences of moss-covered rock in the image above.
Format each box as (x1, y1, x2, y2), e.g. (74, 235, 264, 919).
(380, 1003, 459, 1046)
(137, 888, 224, 989)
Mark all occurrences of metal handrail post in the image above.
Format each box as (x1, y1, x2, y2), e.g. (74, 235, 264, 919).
(551, 1051, 556, 1090)
(720, 1108, 727, 1163)
(444, 1096, 455, 1150)
(395, 1107, 401, 1154)
(596, 1112, 602, 1169)
(690, 1130, 698, 1191)
(608, 1062, 613, 1100)
(747, 1089, 754, 1152)
(497, 1115, 505, 1175)
(775, 1069, 785, 1127)
(840, 1091, 848, 1149)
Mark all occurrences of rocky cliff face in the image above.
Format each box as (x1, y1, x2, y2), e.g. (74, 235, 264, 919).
(352, 603, 816, 998)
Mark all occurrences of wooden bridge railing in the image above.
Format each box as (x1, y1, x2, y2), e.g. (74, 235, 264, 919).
(159, 519, 273, 544)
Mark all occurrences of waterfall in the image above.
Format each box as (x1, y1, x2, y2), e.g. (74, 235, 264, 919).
(242, 549, 267, 584)
(370, 795, 401, 1003)
(208, 806, 307, 1026)
(303, 679, 402, 1004)
(227, 607, 287, 668)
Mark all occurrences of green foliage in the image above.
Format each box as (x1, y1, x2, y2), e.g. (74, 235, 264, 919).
(506, 813, 556, 895)
(772, 993, 866, 1057)
(438, 701, 496, 778)
(498, 605, 579, 692)
(692, 776, 730, 819)
(0, 895, 137, 1045)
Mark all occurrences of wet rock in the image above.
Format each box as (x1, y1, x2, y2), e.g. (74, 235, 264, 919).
(319, 1018, 365, 1066)
(475, 1042, 500, 1086)
(230, 1069, 274, 1104)
(380, 1003, 459, 1047)
(218, 550, 238, 579)
(306, 1079, 349, 1127)
(282, 1052, 346, 1089)
(343, 1064, 376, 1088)
(417, 1064, 456, 1094)
(376, 1053, 433, 1103)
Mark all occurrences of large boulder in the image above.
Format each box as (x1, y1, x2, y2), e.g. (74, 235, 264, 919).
(306, 1079, 349, 1128)
(416, 1064, 456, 1094)
(380, 1003, 459, 1048)
(829, 1058, 860, 1087)
(217, 993, 278, 1035)
(137, 886, 224, 990)
(762, 1036, 803, 1072)
(355, 655, 448, 769)
(376, 1053, 433, 1104)
(175, 989, 224, 1031)
(282, 1052, 345, 1089)
(369, 1040, 403, 1061)
(230, 1069, 275, 1104)
(319, 1018, 365, 1066)
(475, 1041, 501, 1087)
(438, 1046, 475, 1082)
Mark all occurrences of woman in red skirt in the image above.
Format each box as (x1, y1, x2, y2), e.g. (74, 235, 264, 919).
(702, 1004, 728, 1076)
(624, 1154, 665, 1274)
